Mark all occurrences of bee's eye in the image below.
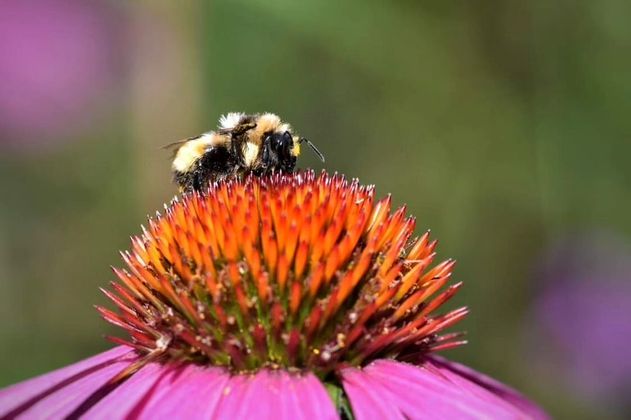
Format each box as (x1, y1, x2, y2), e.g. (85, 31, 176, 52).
(270, 131, 293, 152)
(281, 131, 292, 146)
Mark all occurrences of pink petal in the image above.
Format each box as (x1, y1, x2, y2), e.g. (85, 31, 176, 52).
(341, 367, 406, 420)
(341, 359, 548, 420)
(134, 364, 230, 419)
(81, 362, 167, 419)
(427, 355, 549, 420)
(212, 370, 337, 420)
(213, 373, 251, 418)
(2, 346, 545, 419)
(0, 347, 338, 419)
(0, 346, 135, 418)
(288, 372, 338, 420)
(368, 360, 516, 418)
(219, 371, 280, 419)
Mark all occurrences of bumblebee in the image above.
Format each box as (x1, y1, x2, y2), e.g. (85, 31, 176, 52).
(169, 112, 324, 192)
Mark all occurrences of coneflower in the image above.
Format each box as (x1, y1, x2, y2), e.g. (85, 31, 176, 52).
(0, 171, 547, 419)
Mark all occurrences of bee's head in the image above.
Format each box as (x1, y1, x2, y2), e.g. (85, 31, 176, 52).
(270, 131, 295, 156)
(260, 130, 297, 172)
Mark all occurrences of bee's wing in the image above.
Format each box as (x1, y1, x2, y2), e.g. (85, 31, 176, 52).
(162, 135, 203, 158)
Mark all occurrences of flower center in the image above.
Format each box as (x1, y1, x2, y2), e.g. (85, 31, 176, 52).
(99, 171, 466, 378)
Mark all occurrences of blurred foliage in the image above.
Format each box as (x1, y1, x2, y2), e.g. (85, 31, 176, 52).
(1, 1, 630, 418)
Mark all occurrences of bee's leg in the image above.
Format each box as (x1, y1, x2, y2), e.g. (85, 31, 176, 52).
(174, 170, 192, 192)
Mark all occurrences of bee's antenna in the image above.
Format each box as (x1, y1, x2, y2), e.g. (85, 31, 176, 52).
(299, 138, 325, 162)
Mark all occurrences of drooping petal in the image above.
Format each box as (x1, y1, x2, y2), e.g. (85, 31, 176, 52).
(341, 367, 406, 420)
(426, 355, 549, 420)
(132, 364, 230, 419)
(0, 346, 338, 419)
(0, 346, 134, 418)
(341, 358, 548, 420)
(80, 362, 167, 419)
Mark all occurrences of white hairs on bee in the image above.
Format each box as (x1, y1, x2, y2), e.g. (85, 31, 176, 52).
(219, 112, 245, 130)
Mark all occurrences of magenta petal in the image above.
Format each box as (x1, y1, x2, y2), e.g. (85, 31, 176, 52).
(213, 370, 337, 420)
(269, 371, 338, 420)
(133, 364, 229, 419)
(427, 355, 549, 420)
(287, 372, 338, 420)
(2, 346, 545, 419)
(365, 360, 515, 418)
(0, 347, 339, 419)
(82, 362, 167, 418)
(213, 373, 251, 418)
(126, 365, 332, 419)
(341, 367, 406, 420)
(218, 371, 277, 419)
(0, 346, 135, 418)
(342, 359, 548, 420)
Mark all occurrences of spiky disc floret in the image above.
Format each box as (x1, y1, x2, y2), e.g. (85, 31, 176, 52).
(99, 171, 467, 379)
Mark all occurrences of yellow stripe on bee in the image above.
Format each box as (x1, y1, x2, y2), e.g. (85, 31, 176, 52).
(292, 141, 301, 157)
(172, 133, 227, 172)
(243, 142, 260, 166)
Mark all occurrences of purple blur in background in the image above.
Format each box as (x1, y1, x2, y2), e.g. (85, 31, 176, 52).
(532, 231, 631, 405)
(0, 0, 125, 151)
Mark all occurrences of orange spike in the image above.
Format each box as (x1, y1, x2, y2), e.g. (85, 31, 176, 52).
(289, 281, 302, 315)
(305, 304, 323, 340)
(391, 274, 452, 322)
(111, 266, 142, 299)
(256, 271, 270, 304)
(324, 247, 341, 282)
(228, 262, 241, 287)
(261, 229, 278, 274)
(335, 250, 373, 307)
(309, 224, 325, 264)
(277, 254, 289, 291)
(378, 227, 411, 278)
(309, 208, 327, 258)
(367, 195, 391, 233)
(322, 202, 349, 256)
(201, 245, 217, 280)
(419, 259, 456, 286)
(394, 260, 426, 300)
(234, 285, 250, 316)
(131, 236, 149, 264)
(294, 240, 309, 280)
(243, 239, 261, 283)
(284, 221, 299, 265)
(413, 307, 469, 339)
(377, 262, 403, 294)
(203, 271, 220, 302)
(124, 253, 162, 293)
(185, 233, 203, 275)
(271, 302, 284, 334)
(418, 282, 463, 319)
(376, 207, 407, 250)
(100, 287, 135, 317)
(154, 237, 173, 267)
(245, 209, 259, 244)
(308, 264, 325, 297)
(109, 282, 151, 317)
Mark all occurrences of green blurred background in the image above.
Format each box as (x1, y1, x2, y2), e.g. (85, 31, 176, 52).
(1, 1, 630, 418)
